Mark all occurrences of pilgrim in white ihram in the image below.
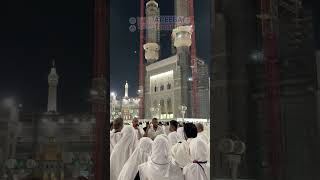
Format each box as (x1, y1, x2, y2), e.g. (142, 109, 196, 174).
(110, 126, 138, 180)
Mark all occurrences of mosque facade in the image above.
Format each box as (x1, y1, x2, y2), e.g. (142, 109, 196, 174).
(143, 0, 210, 120)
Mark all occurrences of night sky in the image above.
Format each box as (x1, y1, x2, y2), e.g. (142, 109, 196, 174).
(0, 0, 211, 113)
(0, 0, 94, 112)
(110, 0, 212, 97)
(0, 0, 319, 113)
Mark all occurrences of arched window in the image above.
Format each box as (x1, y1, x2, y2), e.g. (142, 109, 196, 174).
(160, 99, 165, 119)
(167, 83, 171, 90)
(154, 86, 157, 92)
(153, 100, 158, 108)
(160, 85, 164, 91)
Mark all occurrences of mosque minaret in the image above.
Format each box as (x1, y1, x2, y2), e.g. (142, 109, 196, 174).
(143, 0, 160, 64)
(47, 60, 59, 113)
(124, 81, 129, 98)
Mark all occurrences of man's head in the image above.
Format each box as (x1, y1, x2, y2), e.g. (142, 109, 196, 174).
(169, 120, 178, 132)
(184, 123, 198, 139)
(196, 123, 204, 133)
(132, 117, 139, 128)
(152, 118, 158, 128)
(113, 117, 124, 132)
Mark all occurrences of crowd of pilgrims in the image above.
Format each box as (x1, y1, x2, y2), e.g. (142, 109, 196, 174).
(110, 117, 210, 180)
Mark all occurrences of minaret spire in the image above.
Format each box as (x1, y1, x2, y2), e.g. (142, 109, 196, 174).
(125, 81, 129, 98)
(47, 60, 59, 113)
(143, 0, 160, 64)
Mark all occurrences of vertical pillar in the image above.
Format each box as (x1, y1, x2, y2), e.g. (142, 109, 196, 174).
(92, 0, 108, 179)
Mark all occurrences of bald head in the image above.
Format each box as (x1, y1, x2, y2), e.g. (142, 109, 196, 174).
(113, 118, 124, 132)
(196, 123, 204, 133)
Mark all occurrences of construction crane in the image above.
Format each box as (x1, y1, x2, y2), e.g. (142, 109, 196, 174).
(189, 0, 200, 118)
(139, 0, 145, 119)
(259, 0, 282, 179)
(92, 0, 107, 179)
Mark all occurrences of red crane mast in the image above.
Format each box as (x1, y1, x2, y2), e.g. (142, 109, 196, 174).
(189, 0, 199, 118)
(139, 0, 145, 119)
(260, 0, 282, 179)
(92, 0, 107, 179)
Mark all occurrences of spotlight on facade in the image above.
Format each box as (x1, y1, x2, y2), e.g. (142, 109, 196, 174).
(250, 50, 264, 63)
(90, 117, 96, 124)
(3, 98, 15, 107)
(73, 118, 79, 124)
(58, 118, 65, 124)
(188, 77, 193, 81)
(90, 90, 98, 96)
(111, 92, 116, 97)
(42, 118, 48, 123)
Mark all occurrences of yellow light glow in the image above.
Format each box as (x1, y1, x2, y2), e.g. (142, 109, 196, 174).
(150, 70, 173, 80)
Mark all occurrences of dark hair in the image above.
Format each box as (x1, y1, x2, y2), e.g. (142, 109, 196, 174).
(159, 121, 163, 125)
(184, 123, 198, 138)
(152, 118, 158, 121)
(113, 117, 124, 131)
(110, 122, 113, 130)
(166, 122, 169, 126)
(170, 120, 178, 130)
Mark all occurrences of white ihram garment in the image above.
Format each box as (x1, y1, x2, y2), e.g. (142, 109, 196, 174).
(171, 138, 194, 168)
(177, 127, 186, 141)
(138, 136, 183, 180)
(168, 131, 180, 146)
(197, 131, 209, 144)
(134, 127, 144, 140)
(110, 130, 122, 154)
(165, 126, 170, 135)
(183, 138, 210, 180)
(148, 125, 164, 140)
(208, 143, 210, 163)
(110, 126, 138, 180)
(117, 137, 153, 180)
